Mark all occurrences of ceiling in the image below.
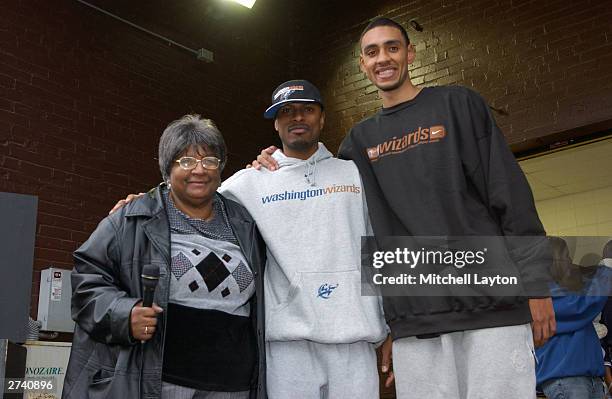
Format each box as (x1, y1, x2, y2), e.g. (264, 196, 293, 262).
(520, 137, 612, 201)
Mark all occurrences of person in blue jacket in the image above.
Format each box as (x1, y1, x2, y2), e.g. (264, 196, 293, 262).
(537, 237, 609, 399)
(599, 240, 612, 397)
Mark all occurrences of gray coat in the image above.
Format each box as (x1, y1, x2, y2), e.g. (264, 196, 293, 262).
(62, 187, 266, 399)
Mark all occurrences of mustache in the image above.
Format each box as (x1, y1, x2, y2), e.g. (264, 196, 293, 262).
(288, 124, 311, 132)
(376, 64, 394, 71)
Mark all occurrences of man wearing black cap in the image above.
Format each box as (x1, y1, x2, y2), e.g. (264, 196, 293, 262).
(219, 80, 387, 398)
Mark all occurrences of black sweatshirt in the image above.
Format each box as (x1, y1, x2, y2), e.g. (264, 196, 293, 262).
(339, 86, 550, 338)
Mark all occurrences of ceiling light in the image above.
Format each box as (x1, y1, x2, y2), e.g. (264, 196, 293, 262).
(226, 0, 256, 9)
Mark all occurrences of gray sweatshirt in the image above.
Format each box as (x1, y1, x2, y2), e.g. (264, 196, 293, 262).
(220, 143, 386, 343)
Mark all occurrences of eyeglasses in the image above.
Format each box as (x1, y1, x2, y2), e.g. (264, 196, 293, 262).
(175, 156, 221, 171)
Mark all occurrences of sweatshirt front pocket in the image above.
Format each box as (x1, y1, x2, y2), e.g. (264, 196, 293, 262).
(265, 269, 386, 344)
(267, 271, 303, 313)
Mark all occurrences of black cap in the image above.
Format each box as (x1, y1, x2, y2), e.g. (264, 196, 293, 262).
(264, 79, 323, 119)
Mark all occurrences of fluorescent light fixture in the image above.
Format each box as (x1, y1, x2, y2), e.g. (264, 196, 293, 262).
(226, 0, 256, 8)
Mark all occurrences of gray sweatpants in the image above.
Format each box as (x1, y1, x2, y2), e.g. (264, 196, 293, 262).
(393, 323, 536, 399)
(266, 340, 379, 399)
(161, 381, 249, 399)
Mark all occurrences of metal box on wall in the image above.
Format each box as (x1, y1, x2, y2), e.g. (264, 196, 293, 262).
(36, 268, 74, 333)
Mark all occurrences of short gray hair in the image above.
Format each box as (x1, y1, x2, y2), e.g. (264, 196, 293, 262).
(158, 114, 227, 181)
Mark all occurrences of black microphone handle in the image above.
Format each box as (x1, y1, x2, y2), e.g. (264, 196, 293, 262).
(141, 264, 160, 308)
(142, 287, 155, 308)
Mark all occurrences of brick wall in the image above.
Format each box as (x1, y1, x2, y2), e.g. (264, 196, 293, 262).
(302, 0, 612, 152)
(0, 0, 288, 316)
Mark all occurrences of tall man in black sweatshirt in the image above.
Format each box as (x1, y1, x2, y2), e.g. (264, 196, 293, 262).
(338, 17, 555, 399)
(254, 17, 555, 399)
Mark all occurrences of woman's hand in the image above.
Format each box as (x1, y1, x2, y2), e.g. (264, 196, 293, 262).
(130, 301, 163, 341)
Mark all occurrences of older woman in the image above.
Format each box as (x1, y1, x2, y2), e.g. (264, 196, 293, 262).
(63, 115, 266, 399)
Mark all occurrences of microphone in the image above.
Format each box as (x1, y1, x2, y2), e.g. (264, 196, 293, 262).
(141, 264, 160, 308)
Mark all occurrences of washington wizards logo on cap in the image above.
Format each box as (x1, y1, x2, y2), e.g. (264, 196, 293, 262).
(274, 85, 304, 101)
(264, 79, 324, 119)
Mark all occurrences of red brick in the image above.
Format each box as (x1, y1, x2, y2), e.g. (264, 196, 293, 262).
(0, 97, 13, 112)
(19, 159, 54, 180)
(1, 156, 20, 170)
(0, 109, 28, 126)
(28, 119, 61, 136)
(544, 9, 600, 35)
(38, 224, 73, 240)
(36, 248, 72, 264)
(71, 230, 91, 245)
(0, 120, 10, 141)
(514, 2, 583, 31)
(580, 43, 612, 63)
(0, 73, 15, 89)
(37, 236, 77, 252)
(14, 101, 49, 118)
(43, 133, 77, 152)
(16, 81, 73, 109)
(0, 49, 50, 79)
(45, 112, 74, 130)
(39, 212, 85, 232)
(38, 199, 75, 217)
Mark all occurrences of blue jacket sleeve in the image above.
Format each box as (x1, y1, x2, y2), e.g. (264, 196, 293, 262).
(552, 293, 607, 334)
